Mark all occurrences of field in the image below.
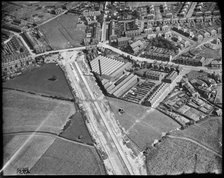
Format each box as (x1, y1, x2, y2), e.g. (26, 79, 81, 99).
(3, 89, 75, 134)
(30, 138, 106, 175)
(3, 88, 105, 175)
(60, 111, 94, 145)
(186, 70, 208, 80)
(3, 63, 73, 100)
(39, 13, 86, 50)
(146, 137, 222, 175)
(2, 2, 65, 25)
(170, 116, 222, 154)
(3, 134, 56, 175)
(197, 47, 221, 59)
(107, 97, 180, 151)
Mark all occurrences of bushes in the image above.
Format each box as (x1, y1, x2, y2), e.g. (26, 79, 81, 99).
(151, 36, 177, 52)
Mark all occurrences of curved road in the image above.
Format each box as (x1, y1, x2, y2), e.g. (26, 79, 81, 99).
(167, 135, 222, 158)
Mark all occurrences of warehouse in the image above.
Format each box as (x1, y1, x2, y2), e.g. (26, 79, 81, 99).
(90, 55, 125, 76)
(145, 70, 166, 81)
(162, 71, 178, 83)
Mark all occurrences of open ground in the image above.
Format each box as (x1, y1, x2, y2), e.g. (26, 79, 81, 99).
(3, 89, 75, 134)
(107, 97, 181, 151)
(146, 137, 222, 175)
(3, 63, 74, 100)
(3, 89, 105, 175)
(30, 138, 106, 175)
(39, 13, 86, 50)
(170, 116, 222, 154)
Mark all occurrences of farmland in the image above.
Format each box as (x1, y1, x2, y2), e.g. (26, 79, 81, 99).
(3, 88, 106, 175)
(3, 134, 56, 175)
(107, 97, 181, 151)
(60, 111, 94, 145)
(3, 63, 74, 100)
(170, 116, 222, 154)
(39, 13, 86, 50)
(30, 138, 106, 175)
(146, 137, 222, 175)
(3, 89, 75, 134)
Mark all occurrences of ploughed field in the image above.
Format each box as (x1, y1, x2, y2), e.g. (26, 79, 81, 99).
(38, 13, 85, 50)
(3, 63, 73, 100)
(107, 97, 181, 151)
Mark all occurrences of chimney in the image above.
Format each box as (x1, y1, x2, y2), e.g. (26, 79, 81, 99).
(98, 59, 102, 76)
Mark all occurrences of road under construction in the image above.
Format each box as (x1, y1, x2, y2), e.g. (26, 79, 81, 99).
(59, 51, 146, 175)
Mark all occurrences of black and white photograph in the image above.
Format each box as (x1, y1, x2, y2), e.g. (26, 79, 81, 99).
(1, 1, 222, 175)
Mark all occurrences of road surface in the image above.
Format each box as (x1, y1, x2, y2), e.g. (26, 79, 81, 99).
(101, 2, 109, 42)
(186, 2, 197, 18)
(61, 51, 146, 175)
(98, 42, 212, 72)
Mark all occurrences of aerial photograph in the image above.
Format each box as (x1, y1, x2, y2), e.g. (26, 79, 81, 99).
(1, 1, 222, 175)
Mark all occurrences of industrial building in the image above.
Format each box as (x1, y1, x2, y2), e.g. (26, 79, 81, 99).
(162, 70, 178, 83)
(146, 82, 170, 107)
(90, 55, 132, 78)
(145, 70, 166, 81)
(102, 73, 138, 98)
(123, 80, 156, 104)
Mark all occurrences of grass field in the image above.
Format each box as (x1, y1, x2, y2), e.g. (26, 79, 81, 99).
(170, 116, 222, 154)
(3, 134, 30, 166)
(39, 13, 86, 50)
(186, 70, 208, 81)
(60, 112, 94, 145)
(3, 2, 65, 25)
(3, 134, 56, 175)
(30, 138, 106, 175)
(146, 137, 222, 175)
(107, 97, 180, 151)
(197, 47, 221, 59)
(3, 89, 75, 134)
(3, 63, 73, 100)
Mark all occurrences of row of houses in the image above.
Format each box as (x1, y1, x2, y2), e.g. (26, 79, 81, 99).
(142, 52, 171, 62)
(83, 10, 101, 17)
(135, 69, 167, 81)
(2, 23, 22, 33)
(21, 31, 47, 53)
(174, 55, 205, 66)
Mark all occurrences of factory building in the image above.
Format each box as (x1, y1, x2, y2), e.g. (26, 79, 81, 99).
(146, 82, 170, 107)
(145, 70, 166, 81)
(162, 71, 178, 83)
